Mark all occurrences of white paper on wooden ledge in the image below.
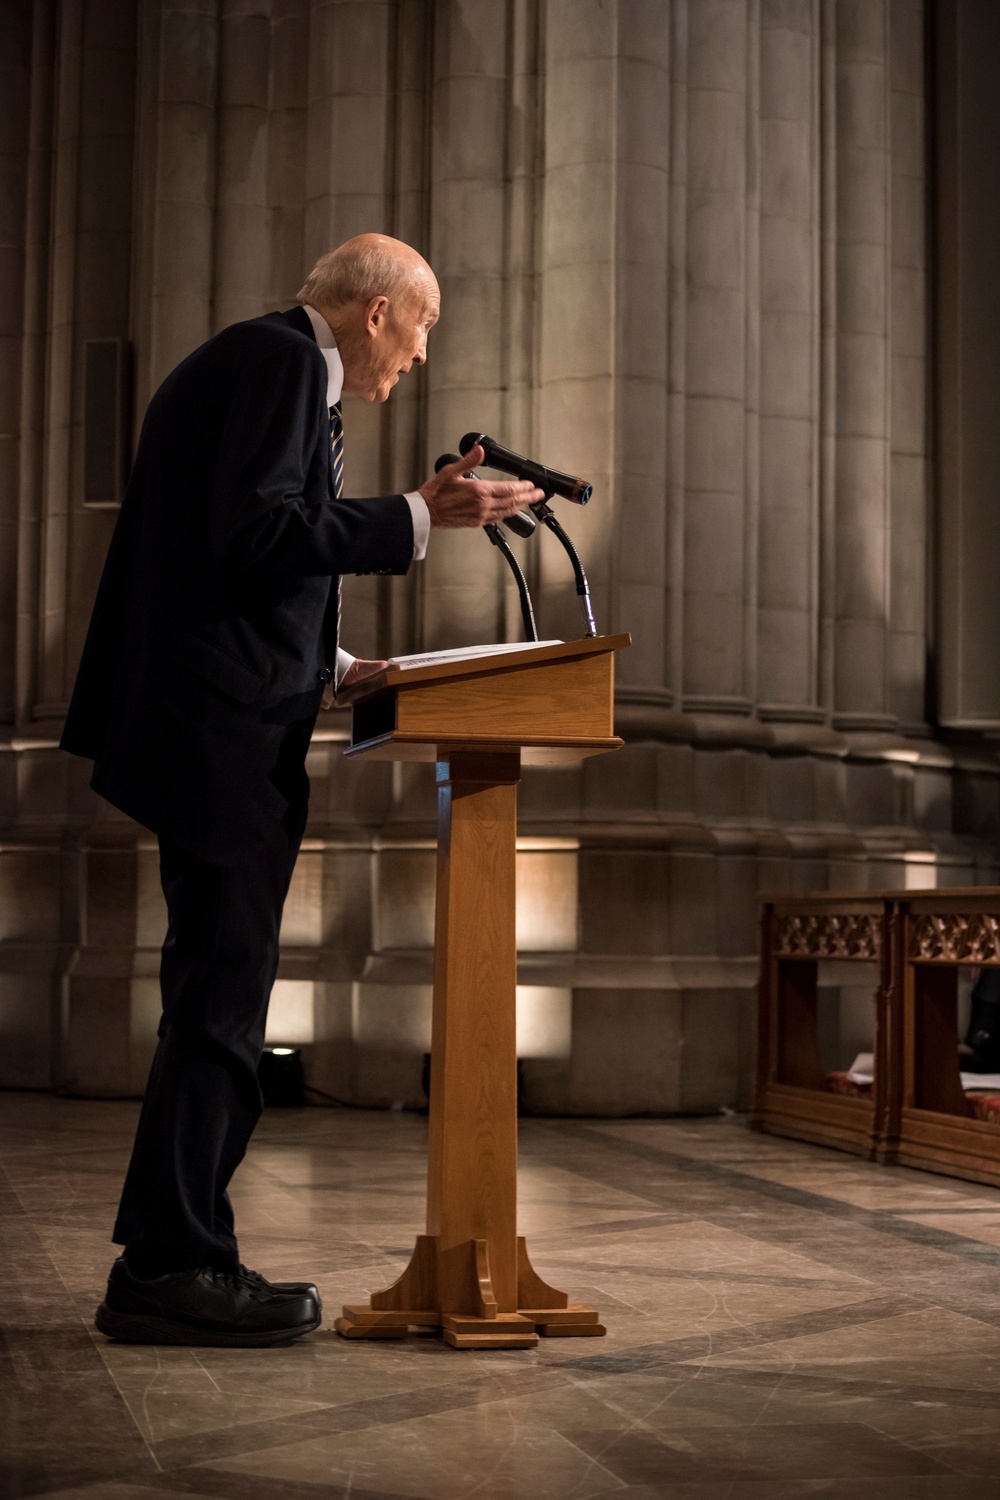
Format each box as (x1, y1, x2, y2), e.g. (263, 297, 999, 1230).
(847, 1050, 1000, 1092)
(387, 640, 562, 671)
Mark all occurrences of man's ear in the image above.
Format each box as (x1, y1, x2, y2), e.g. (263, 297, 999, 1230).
(365, 295, 389, 337)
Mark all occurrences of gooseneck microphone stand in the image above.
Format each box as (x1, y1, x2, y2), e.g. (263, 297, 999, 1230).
(435, 453, 540, 642)
(484, 523, 538, 641)
(529, 496, 597, 638)
(455, 431, 597, 638)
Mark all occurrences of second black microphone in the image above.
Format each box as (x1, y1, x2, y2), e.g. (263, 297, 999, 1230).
(460, 433, 592, 506)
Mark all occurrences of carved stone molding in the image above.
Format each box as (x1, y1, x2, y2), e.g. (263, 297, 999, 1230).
(772, 912, 881, 960)
(908, 912, 1000, 964)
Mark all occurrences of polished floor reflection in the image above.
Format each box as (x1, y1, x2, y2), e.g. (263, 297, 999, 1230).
(5, 1095, 1000, 1498)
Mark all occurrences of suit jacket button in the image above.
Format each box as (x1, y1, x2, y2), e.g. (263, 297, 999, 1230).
(317, 667, 332, 682)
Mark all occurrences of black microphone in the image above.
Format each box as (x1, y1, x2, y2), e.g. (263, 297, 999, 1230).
(459, 433, 592, 505)
(433, 453, 537, 539)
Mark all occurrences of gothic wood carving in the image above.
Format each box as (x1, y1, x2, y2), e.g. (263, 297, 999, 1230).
(772, 911, 881, 960)
(907, 911, 1000, 965)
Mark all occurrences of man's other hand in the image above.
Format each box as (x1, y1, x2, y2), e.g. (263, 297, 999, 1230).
(418, 445, 544, 529)
(323, 657, 388, 709)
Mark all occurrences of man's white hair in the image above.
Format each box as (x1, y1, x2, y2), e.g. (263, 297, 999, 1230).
(297, 240, 419, 309)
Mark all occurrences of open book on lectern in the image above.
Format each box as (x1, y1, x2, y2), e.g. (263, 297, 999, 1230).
(387, 640, 562, 672)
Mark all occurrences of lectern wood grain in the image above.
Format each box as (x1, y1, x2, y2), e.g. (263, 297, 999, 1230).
(397, 653, 610, 742)
(427, 754, 519, 1312)
(334, 636, 628, 1347)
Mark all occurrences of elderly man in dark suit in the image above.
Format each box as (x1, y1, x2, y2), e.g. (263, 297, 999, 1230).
(62, 234, 542, 1347)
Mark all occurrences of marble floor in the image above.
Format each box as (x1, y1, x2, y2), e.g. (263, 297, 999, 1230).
(5, 1099, 1000, 1500)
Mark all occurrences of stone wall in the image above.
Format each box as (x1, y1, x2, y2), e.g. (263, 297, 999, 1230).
(3, 0, 1000, 1113)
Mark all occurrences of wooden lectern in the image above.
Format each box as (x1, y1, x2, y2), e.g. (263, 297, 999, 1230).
(333, 634, 630, 1348)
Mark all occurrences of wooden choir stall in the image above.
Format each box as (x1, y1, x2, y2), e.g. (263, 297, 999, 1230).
(333, 635, 630, 1349)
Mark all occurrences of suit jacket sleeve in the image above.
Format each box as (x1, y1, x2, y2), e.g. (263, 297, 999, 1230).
(211, 341, 414, 589)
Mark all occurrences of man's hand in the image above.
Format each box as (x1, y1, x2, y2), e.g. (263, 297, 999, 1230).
(322, 657, 388, 709)
(418, 445, 544, 529)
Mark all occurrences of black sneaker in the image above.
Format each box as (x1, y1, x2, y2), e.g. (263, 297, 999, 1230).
(95, 1257, 322, 1347)
(238, 1263, 320, 1300)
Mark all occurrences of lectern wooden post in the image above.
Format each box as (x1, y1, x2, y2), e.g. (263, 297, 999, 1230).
(333, 635, 629, 1348)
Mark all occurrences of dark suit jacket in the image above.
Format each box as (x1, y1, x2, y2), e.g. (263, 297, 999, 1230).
(61, 306, 413, 862)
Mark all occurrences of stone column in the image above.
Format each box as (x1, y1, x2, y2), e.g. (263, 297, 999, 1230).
(887, 0, 927, 731)
(681, 0, 751, 710)
(935, 0, 1000, 727)
(756, 0, 821, 715)
(63, 0, 138, 700)
(495, 0, 544, 644)
(818, 0, 837, 711)
(304, 0, 391, 260)
(266, 0, 309, 310)
(609, 0, 671, 687)
(743, 0, 761, 707)
(211, 0, 272, 331)
(35, 0, 84, 718)
(15, 0, 55, 730)
(421, 0, 517, 649)
(665, 0, 688, 705)
(831, 0, 892, 727)
(131, 0, 219, 412)
(0, 3, 35, 728)
(536, 0, 618, 646)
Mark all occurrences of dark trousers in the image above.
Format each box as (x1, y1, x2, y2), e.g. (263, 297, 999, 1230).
(967, 966, 1000, 1057)
(113, 725, 310, 1276)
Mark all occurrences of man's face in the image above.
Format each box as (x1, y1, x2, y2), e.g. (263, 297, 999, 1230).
(353, 279, 439, 402)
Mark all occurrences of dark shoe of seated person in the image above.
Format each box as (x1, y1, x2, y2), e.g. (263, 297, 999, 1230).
(95, 1257, 322, 1347)
(959, 1037, 1000, 1073)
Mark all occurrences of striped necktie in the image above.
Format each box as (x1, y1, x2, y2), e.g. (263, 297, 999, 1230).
(329, 401, 344, 683)
(329, 400, 345, 500)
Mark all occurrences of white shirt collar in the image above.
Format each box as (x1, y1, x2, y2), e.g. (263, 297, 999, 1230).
(303, 304, 344, 408)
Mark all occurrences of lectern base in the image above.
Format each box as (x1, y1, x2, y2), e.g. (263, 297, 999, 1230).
(333, 1234, 606, 1349)
(334, 1306, 605, 1348)
(334, 1307, 541, 1348)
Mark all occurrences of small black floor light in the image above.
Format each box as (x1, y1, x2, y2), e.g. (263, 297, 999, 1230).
(258, 1045, 306, 1107)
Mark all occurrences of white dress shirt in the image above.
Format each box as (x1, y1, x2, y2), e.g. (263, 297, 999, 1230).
(303, 304, 430, 677)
